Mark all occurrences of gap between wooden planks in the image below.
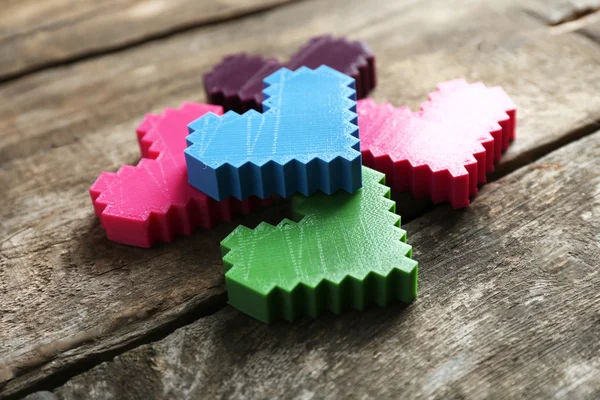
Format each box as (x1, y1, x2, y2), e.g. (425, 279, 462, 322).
(1, 0, 600, 397)
(0, 0, 302, 82)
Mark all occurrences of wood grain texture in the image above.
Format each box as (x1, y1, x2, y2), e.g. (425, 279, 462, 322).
(0, 0, 299, 81)
(49, 129, 600, 400)
(2, 0, 600, 397)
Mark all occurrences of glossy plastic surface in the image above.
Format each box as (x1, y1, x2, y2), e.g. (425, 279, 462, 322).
(221, 166, 418, 323)
(204, 35, 376, 113)
(186, 66, 362, 201)
(359, 79, 517, 208)
(90, 103, 266, 247)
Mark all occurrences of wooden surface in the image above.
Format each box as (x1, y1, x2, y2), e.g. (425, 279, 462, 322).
(47, 128, 600, 399)
(1, 0, 600, 398)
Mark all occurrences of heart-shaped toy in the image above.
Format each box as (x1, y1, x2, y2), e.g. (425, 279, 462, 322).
(186, 66, 362, 202)
(359, 79, 516, 208)
(221, 166, 418, 322)
(90, 103, 267, 247)
(204, 35, 376, 113)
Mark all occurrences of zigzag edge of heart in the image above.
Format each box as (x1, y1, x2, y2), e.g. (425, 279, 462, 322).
(286, 35, 377, 99)
(359, 84, 516, 209)
(219, 169, 418, 323)
(203, 53, 281, 113)
(202, 35, 376, 113)
(89, 103, 267, 248)
(187, 67, 362, 201)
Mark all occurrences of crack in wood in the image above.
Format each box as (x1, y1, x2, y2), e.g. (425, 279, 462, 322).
(522, 2, 600, 27)
(0, 0, 308, 85)
(489, 117, 600, 181)
(0, 3, 117, 44)
(549, 6, 600, 26)
(1, 291, 228, 400)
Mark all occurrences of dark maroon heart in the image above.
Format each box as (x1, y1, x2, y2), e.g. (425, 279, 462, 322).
(203, 35, 376, 113)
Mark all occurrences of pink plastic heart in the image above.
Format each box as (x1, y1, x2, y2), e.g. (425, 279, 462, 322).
(359, 79, 516, 208)
(90, 103, 267, 247)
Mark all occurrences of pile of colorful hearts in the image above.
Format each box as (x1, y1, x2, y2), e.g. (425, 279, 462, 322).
(91, 35, 516, 323)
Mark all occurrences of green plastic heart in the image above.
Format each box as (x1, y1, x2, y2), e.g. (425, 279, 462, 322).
(221, 166, 418, 322)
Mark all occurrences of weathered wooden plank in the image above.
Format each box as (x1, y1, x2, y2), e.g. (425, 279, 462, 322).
(2, 0, 600, 397)
(0, 0, 299, 81)
(48, 129, 600, 400)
